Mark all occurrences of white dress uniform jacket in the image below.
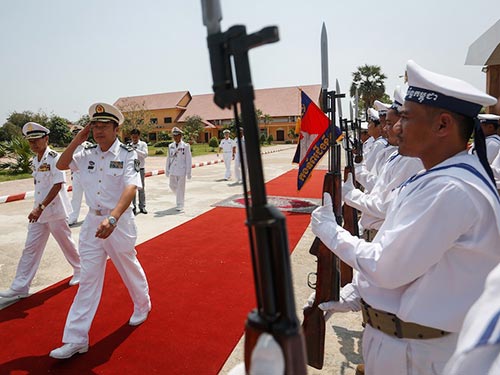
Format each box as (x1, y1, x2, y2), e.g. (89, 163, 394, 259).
(331, 152, 500, 374)
(220, 137, 235, 179)
(69, 141, 93, 224)
(234, 136, 246, 183)
(355, 137, 388, 192)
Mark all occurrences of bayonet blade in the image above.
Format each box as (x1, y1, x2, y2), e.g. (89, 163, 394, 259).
(201, 0, 222, 35)
(349, 101, 354, 122)
(335, 79, 343, 119)
(321, 22, 328, 91)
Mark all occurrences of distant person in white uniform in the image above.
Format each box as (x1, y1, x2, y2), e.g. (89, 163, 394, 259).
(165, 127, 192, 212)
(128, 128, 148, 215)
(0, 122, 80, 300)
(68, 125, 93, 226)
(219, 129, 235, 180)
(234, 127, 246, 184)
(468, 113, 500, 163)
(310, 60, 500, 375)
(50, 103, 151, 360)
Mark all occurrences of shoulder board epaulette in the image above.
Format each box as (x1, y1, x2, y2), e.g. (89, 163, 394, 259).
(48, 150, 58, 158)
(84, 143, 98, 149)
(120, 144, 134, 152)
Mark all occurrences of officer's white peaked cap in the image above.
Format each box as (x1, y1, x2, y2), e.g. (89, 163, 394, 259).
(22, 122, 50, 139)
(89, 103, 124, 125)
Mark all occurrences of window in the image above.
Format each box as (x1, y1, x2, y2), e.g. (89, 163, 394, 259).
(151, 118, 158, 124)
(164, 117, 172, 124)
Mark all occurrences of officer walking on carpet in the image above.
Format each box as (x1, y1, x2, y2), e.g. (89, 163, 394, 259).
(50, 102, 151, 360)
(128, 128, 149, 215)
(68, 124, 93, 226)
(0, 122, 80, 300)
(165, 126, 192, 212)
(218, 128, 235, 180)
(309, 60, 500, 374)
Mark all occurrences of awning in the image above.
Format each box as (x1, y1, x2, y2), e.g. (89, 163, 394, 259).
(465, 19, 500, 66)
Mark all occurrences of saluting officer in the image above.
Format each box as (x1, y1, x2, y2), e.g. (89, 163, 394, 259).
(218, 129, 235, 180)
(310, 60, 500, 374)
(165, 127, 192, 212)
(50, 103, 151, 359)
(0, 123, 80, 300)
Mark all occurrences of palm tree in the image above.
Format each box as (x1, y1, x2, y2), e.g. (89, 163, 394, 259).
(350, 65, 387, 112)
(0, 137, 32, 174)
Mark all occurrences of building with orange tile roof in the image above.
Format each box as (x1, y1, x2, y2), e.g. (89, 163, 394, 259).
(114, 84, 321, 143)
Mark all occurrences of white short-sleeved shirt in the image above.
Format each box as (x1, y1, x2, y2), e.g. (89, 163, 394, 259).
(70, 138, 141, 211)
(32, 146, 71, 222)
(220, 138, 235, 153)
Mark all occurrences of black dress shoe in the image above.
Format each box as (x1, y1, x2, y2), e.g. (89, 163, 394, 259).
(140, 209, 148, 214)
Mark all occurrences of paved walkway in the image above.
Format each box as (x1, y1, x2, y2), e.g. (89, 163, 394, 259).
(0, 144, 362, 374)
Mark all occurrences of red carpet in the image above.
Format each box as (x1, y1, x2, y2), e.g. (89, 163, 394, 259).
(265, 167, 326, 198)
(0, 169, 324, 374)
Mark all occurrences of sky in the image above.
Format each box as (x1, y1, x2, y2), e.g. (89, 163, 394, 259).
(0, 0, 498, 126)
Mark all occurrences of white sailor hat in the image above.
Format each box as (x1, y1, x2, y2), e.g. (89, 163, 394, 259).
(404, 60, 497, 118)
(172, 127, 183, 135)
(367, 108, 380, 122)
(374, 100, 391, 115)
(223, 129, 230, 134)
(88, 102, 124, 125)
(478, 113, 500, 125)
(390, 86, 406, 112)
(22, 122, 50, 139)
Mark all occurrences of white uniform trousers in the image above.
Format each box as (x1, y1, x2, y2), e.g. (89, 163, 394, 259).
(62, 211, 150, 345)
(234, 155, 246, 182)
(69, 172, 84, 224)
(169, 175, 186, 209)
(362, 324, 458, 375)
(223, 152, 232, 179)
(11, 219, 80, 293)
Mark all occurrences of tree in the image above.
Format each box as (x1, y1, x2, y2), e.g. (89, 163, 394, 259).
(0, 137, 32, 174)
(0, 123, 22, 142)
(288, 128, 298, 144)
(350, 64, 387, 112)
(208, 137, 219, 151)
(115, 99, 153, 139)
(47, 115, 72, 146)
(183, 115, 204, 144)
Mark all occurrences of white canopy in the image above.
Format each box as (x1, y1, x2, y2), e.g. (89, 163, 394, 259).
(465, 19, 500, 66)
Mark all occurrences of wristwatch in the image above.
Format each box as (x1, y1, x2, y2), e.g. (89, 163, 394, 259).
(38, 203, 46, 210)
(108, 216, 117, 227)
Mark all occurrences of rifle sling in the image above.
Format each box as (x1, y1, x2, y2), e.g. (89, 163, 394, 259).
(361, 299, 450, 340)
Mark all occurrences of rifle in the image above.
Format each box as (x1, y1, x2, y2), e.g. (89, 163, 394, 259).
(201, 1, 307, 373)
(301, 23, 343, 370)
(353, 89, 364, 164)
(336, 81, 358, 285)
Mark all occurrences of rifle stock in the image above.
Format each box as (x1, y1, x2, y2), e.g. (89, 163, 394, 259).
(302, 145, 342, 369)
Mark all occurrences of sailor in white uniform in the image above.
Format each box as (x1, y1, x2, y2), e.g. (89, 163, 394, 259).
(50, 103, 151, 360)
(219, 129, 235, 180)
(234, 127, 246, 184)
(0, 122, 80, 299)
(310, 60, 500, 375)
(166, 127, 192, 211)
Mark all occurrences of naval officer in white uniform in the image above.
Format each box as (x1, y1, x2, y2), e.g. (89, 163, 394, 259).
(50, 102, 151, 359)
(219, 129, 235, 180)
(165, 127, 192, 211)
(0, 122, 80, 299)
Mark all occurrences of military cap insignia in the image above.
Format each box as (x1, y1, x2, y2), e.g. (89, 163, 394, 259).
(96, 104, 105, 113)
(27, 123, 34, 131)
(134, 159, 140, 172)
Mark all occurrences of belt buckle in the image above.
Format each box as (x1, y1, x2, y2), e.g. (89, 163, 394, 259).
(95, 209, 102, 216)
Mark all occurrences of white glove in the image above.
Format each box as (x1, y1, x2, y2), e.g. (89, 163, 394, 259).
(311, 192, 339, 242)
(303, 291, 317, 309)
(318, 283, 362, 314)
(342, 172, 355, 201)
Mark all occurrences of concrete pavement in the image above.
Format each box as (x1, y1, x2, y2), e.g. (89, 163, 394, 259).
(0, 144, 362, 374)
